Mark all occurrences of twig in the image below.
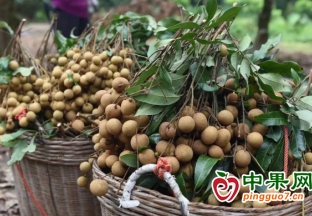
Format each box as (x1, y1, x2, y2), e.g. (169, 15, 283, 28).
(304, 70, 312, 97)
(76, 113, 99, 126)
(240, 94, 247, 149)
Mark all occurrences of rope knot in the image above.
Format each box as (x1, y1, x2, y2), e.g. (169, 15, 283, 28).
(154, 157, 172, 180)
(15, 107, 27, 121)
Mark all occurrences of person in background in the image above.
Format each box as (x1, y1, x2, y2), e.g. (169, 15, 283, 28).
(50, 0, 92, 38)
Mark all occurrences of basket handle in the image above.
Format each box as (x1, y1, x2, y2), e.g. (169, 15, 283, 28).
(119, 159, 190, 216)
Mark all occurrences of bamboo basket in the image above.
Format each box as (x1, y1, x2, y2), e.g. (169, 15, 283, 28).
(92, 161, 312, 216)
(12, 133, 101, 216)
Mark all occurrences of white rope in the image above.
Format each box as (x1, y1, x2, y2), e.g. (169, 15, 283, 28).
(119, 164, 190, 216)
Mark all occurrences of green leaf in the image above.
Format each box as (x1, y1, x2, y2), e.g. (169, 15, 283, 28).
(159, 67, 172, 85)
(0, 73, 12, 84)
(266, 126, 282, 142)
(136, 174, 159, 188)
(70, 28, 78, 39)
(240, 59, 250, 83)
(43, 122, 55, 135)
(257, 73, 293, 93)
(196, 39, 232, 45)
(291, 68, 300, 85)
(295, 110, 312, 130)
(154, 39, 174, 48)
(255, 138, 276, 170)
(254, 111, 288, 126)
(0, 21, 13, 35)
(158, 17, 180, 28)
(7, 139, 28, 166)
(303, 131, 312, 147)
(120, 154, 137, 168)
(135, 104, 165, 116)
(1, 139, 19, 148)
(0, 55, 11, 69)
(231, 52, 239, 71)
(149, 133, 162, 145)
(239, 34, 252, 51)
(178, 32, 197, 41)
(296, 96, 312, 111)
(12, 67, 33, 76)
(256, 77, 286, 102)
(245, 85, 255, 99)
(146, 106, 173, 135)
(1, 129, 33, 143)
(135, 66, 157, 86)
(22, 135, 37, 153)
(198, 83, 218, 92)
(167, 22, 200, 30)
(206, 0, 218, 21)
(209, 6, 243, 28)
(134, 86, 180, 106)
(176, 173, 187, 197)
(251, 34, 281, 62)
(194, 155, 221, 190)
(54, 30, 67, 49)
(269, 136, 284, 171)
(170, 73, 186, 90)
(291, 128, 306, 160)
(216, 171, 226, 177)
(258, 61, 302, 75)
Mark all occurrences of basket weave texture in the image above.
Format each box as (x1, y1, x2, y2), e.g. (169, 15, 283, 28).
(93, 161, 312, 216)
(12, 133, 101, 216)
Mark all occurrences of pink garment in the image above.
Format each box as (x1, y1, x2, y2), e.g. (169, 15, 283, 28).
(51, 0, 89, 19)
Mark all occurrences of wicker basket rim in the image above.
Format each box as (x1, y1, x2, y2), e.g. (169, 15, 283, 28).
(93, 161, 312, 213)
(22, 132, 91, 142)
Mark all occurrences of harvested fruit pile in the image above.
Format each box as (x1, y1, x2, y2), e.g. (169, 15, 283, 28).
(79, 3, 312, 209)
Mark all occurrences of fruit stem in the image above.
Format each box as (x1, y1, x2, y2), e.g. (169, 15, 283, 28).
(77, 112, 99, 126)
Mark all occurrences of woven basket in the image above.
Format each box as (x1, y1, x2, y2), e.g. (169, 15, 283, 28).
(92, 161, 312, 216)
(12, 133, 101, 216)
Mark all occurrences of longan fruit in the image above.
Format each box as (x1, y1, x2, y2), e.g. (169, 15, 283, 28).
(124, 58, 133, 67)
(217, 110, 234, 126)
(159, 122, 176, 139)
(247, 132, 263, 149)
(111, 161, 127, 177)
(178, 116, 195, 133)
(156, 140, 175, 157)
(227, 92, 238, 104)
(58, 57, 68, 66)
(90, 179, 108, 196)
(112, 77, 129, 92)
(305, 152, 312, 165)
(9, 60, 19, 70)
(120, 68, 130, 78)
(97, 152, 109, 168)
(246, 98, 257, 110)
(208, 145, 224, 158)
(105, 104, 121, 119)
(220, 44, 228, 57)
(248, 108, 264, 122)
(106, 155, 119, 168)
(77, 176, 88, 187)
(99, 120, 112, 139)
(83, 51, 93, 61)
(193, 112, 208, 131)
(181, 106, 195, 117)
(121, 98, 136, 115)
(201, 126, 218, 145)
(215, 129, 231, 147)
(252, 124, 268, 136)
(80, 161, 91, 173)
(122, 120, 138, 137)
(111, 56, 123, 65)
(135, 115, 150, 128)
(175, 144, 193, 163)
(26, 111, 36, 122)
(165, 156, 180, 174)
(19, 117, 29, 127)
(253, 201, 267, 208)
(234, 123, 250, 140)
(139, 149, 157, 165)
(226, 105, 238, 118)
(192, 140, 209, 155)
(72, 119, 84, 131)
(130, 134, 149, 150)
(235, 150, 251, 167)
(92, 56, 101, 65)
(207, 194, 220, 206)
(106, 118, 122, 135)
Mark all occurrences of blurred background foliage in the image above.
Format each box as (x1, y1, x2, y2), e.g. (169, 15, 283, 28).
(2, 0, 312, 54)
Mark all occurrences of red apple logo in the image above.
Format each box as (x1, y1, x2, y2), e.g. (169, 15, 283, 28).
(212, 171, 240, 203)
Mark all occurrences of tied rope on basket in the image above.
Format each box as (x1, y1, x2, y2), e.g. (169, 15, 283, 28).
(119, 157, 190, 216)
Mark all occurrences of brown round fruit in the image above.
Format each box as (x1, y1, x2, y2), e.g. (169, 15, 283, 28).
(178, 116, 195, 133)
(165, 156, 180, 174)
(26, 111, 36, 122)
(9, 60, 19, 70)
(248, 108, 264, 123)
(130, 134, 149, 150)
(215, 129, 231, 147)
(106, 118, 122, 135)
(122, 120, 138, 137)
(235, 150, 251, 167)
(217, 110, 234, 126)
(234, 123, 250, 140)
(156, 140, 175, 156)
(112, 77, 129, 92)
(121, 98, 136, 115)
(220, 44, 228, 57)
(192, 140, 209, 155)
(181, 106, 195, 117)
(193, 113, 208, 131)
(77, 176, 88, 187)
(175, 144, 193, 163)
(72, 119, 84, 131)
(208, 145, 224, 158)
(139, 149, 157, 165)
(246, 98, 257, 110)
(252, 123, 268, 136)
(201, 126, 218, 145)
(305, 152, 312, 165)
(105, 104, 121, 119)
(105, 155, 119, 169)
(111, 161, 127, 177)
(90, 179, 108, 196)
(80, 161, 91, 173)
(226, 105, 238, 118)
(247, 132, 263, 149)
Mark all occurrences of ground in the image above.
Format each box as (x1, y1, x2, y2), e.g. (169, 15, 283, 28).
(1, 22, 312, 215)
